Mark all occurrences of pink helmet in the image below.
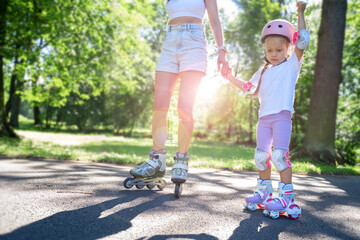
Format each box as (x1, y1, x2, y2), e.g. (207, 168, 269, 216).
(261, 19, 296, 44)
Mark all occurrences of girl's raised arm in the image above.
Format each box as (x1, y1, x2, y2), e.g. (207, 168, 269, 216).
(295, 1, 310, 61)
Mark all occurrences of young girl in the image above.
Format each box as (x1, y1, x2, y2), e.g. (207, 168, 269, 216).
(223, 2, 309, 219)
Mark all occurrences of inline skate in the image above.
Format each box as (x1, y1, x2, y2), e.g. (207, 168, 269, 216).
(263, 182, 301, 220)
(123, 150, 167, 190)
(171, 152, 189, 198)
(244, 178, 273, 211)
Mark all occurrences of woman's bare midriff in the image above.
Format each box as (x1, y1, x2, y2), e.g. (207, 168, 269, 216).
(168, 16, 202, 25)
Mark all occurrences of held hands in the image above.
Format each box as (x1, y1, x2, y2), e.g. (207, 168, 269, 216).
(221, 66, 233, 81)
(217, 50, 229, 74)
(297, 1, 307, 13)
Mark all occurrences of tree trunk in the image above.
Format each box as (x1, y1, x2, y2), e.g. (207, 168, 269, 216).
(300, 0, 347, 164)
(0, 0, 17, 138)
(5, 69, 16, 117)
(9, 90, 21, 127)
(9, 74, 24, 127)
(34, 106, 42, 125)
(5, 43, 21, 117)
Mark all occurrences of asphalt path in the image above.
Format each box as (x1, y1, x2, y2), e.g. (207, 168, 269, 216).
(0, 157, 359, 240)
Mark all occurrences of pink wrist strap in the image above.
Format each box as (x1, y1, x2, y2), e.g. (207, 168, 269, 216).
(293, 31, 299, 44)
(242, 82, 253, 91)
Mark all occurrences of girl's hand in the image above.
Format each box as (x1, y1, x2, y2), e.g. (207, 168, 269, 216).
(222, 67, 233, 80)
(297, 1, 307, 13)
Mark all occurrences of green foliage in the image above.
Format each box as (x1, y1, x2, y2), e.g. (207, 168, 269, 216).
(336, 0, 360, 165)
(1, 131, 359, 175)
(3, 0, 166, 134)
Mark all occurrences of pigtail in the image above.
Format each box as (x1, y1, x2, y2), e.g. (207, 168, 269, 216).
(253, 61, 270, 96)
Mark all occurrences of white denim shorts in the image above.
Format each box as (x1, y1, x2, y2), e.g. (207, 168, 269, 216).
(155, 23, 207, 74)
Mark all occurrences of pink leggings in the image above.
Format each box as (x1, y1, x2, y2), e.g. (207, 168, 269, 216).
(256, 110, 292, 153)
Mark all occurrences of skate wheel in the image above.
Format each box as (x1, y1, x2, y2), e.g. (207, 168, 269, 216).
(146, 183, 156, 190)
(288, 204, 301, 220)
(263, 209, 270, 216)
(270, 211, 279, 220)
(246, 203, 256, 211)
(124, 177, 134, 189)
(158, 180, 166, 190)
(174, 184, 182, 198)
(136, 184, 145, 189)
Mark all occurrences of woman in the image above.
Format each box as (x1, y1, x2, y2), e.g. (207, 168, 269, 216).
(126, 0, 229, 194)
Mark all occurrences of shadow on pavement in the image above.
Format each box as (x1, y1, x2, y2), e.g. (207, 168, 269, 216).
(146, 233, 217, 240)
(1, 157, 359, 240)
(0, 191, 174, 240)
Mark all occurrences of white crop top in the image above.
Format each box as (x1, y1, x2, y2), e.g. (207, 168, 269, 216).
(166, 0, 206, 21)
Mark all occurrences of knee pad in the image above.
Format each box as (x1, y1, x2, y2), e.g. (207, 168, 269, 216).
(254, 150, 271, 171)
(271, 149, 291, 172)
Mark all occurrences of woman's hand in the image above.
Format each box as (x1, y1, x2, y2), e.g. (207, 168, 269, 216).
(218, 50, 229, 74)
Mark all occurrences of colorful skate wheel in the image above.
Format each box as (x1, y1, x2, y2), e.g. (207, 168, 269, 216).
(245, 203, 256, 211)
(146, 183, 156, 190)
(136, 183, 145, 189)
(263, 209, 270, 216)
(288, 204, 301, 220)
(174, 183, 183, 198)
(270, 210, 279, 219)
(124, 177, 134, 189)
(158, 180, 166, 190)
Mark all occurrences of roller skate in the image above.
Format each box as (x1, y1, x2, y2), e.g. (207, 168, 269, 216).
(123, 150, 167, 190)
(263, 182, 302, 220)
(244, 178, 273, 211)
(171, 152, 189, 198)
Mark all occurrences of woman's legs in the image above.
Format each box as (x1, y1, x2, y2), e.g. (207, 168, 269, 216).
(130, 71, 178, 178)
(177, 71, 204, 153)
(171, 70, 203, 184)
(152, 71, 178, 151)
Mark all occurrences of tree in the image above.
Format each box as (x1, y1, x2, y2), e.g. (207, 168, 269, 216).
(0, 0, 17, 137)
(335, 0, 360, 165)
(300, 0, 347, 164)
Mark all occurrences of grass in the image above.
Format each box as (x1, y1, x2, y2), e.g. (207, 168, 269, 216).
(1, 132, 359, 176)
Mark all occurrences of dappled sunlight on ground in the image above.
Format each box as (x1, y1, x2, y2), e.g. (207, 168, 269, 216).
(17, 130, 129, 146)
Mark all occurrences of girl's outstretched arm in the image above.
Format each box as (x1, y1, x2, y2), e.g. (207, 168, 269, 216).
(295, 1, 308, 61)
(223, 67, 246, 89)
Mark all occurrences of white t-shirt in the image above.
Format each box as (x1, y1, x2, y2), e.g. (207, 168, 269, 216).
(249, 53, 303, 118)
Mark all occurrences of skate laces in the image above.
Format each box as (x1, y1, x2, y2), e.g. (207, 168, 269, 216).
(137, 152, 164, 174)
(172, 152, 189, 177)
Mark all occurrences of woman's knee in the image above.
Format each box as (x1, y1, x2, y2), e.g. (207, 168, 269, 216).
(154, 100, 171, 112)
(177, 105, 193, 122)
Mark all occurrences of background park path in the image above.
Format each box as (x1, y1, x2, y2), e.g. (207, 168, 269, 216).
(0, 156, 359, 240)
